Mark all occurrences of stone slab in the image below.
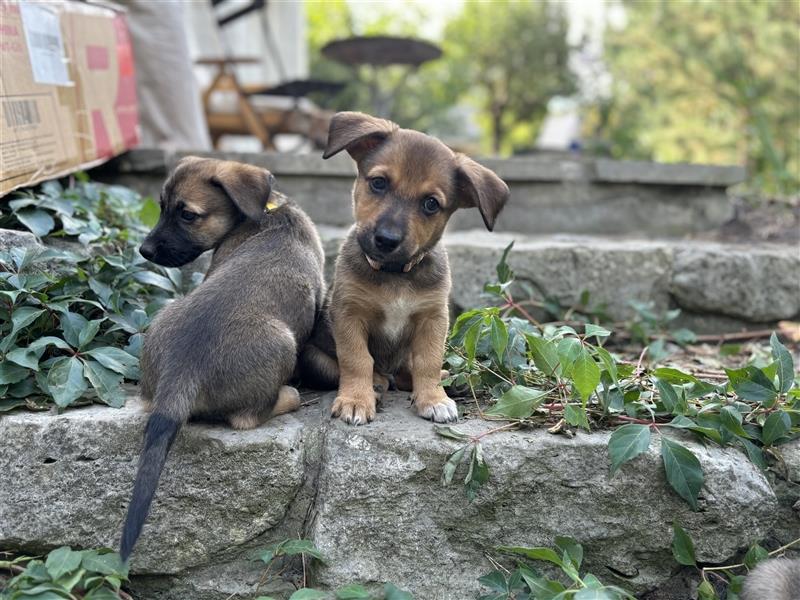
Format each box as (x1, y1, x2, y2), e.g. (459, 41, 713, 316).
(310, 394, 778, 598)
(0, 398, 307, 574)
(0, 392, 790, 599)
(317, 228, 800, 326)
(89, 149, 741, 236)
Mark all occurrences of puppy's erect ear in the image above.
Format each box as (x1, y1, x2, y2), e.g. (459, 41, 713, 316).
(455, 155, 510, 231)
(211, 162, 274, 222)
(322, 111, 398, 161)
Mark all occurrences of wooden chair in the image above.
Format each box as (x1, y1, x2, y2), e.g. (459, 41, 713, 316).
(197, 0, 343, 149)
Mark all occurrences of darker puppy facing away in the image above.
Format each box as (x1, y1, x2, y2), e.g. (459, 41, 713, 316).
(120, 157, 325, 562)
(300, 111, 509, 425)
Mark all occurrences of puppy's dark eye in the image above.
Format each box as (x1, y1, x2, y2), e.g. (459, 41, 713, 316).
(180, 209, 197, 222)
(368, 176, 388, 194)
(422, 196, 440, 216)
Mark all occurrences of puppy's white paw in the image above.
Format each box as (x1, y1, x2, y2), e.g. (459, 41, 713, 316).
(414, 390, 458, 423)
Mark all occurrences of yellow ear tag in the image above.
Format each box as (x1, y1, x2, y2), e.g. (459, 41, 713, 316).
(265, 201, 279, 212)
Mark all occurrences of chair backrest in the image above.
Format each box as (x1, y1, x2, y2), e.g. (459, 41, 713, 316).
(210, 0, 266, 28)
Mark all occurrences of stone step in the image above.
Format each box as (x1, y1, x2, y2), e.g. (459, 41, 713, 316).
(1, 392, 796, 599)
(93, 149, 744, 236)
(316, 227, 800, 329)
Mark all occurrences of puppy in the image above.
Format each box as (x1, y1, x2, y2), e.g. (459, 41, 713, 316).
(741, 557, 800, 600)
(120, 157, 325, 561)
(300, 112, 509, 425)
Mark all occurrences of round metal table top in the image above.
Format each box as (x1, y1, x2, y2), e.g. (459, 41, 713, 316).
(321, 36, 442, 68)
(248, 79, 346, 98)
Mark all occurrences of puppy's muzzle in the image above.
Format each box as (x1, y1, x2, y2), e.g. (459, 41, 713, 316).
(139, 239, 157, 262)
(373, 224, 404, 253)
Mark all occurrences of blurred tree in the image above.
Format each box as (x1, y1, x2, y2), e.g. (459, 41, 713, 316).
(305, 0, 576, 154)
(443, 0, 576, 154)
(585, 0, 800, 195)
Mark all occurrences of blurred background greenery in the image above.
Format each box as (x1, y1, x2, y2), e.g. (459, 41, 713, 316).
(305, 0, 799, 196)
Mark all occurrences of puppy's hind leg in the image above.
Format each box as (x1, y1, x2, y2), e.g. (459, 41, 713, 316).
(271, 386, 301, 416)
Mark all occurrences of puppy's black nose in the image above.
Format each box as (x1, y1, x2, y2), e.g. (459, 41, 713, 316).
(139, 240, 156, 261)
(374, 227, 403, 253)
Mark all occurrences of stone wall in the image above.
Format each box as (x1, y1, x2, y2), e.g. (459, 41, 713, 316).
(91, 150, 744, 236)
(1, 393, 797, 599)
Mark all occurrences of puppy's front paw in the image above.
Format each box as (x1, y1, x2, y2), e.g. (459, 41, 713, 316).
(332, 390, 376, 425)
(413, 388, 458, 423)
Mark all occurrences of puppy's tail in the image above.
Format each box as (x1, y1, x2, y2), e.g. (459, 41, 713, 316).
(297, 343, 339, 390)
(120, 410, 182, 562)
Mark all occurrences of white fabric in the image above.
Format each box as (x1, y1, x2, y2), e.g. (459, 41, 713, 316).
(117, 0, 212, 151)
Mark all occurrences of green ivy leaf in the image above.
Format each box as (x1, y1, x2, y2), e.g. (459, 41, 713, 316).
(743, 543, 769, 570)
(78, 319, 104, 350)
(719, 405, 749, 438)
(384, 583, 414, 600)
(762, 411, 791, 446)
(81, 550, 127, 577)
(697, 579, 717, 600)
(44, 546, 82, 580)
(661, 437, 704, 510)
(0, 361, 30, 385)
(608, 424, 651, 475)
(465, 442, 489, 501)
(655, 379, 680, 413)
(726, 366, 777, 405)
(489, 316, 509, 361)
(671, 523, 696, 566)
(485, 385, 547, 419)
(526, 335, 560, 376)
(276, 539, 326, 562)
(584, 324, 611, 340)
(571, 348, 600, 402)
(82, 360, 126, 408)
(85, 347, 139, 378)
(770, 332, 795, 394)
(335, 584, 370, 599)
(554, 536, 583, 570)
(15, 207, 55, 237)
(132, 270, 176, 292)
(497, 545, 564, 567)
(564, 404, 590, 429)
(138, 197, 160, 228)
(434, 425, 470, 441)
(60, 312, 88, 349)
(652, 368, 698, 385)
(6, 346, 44, 371)
(47, 356, 88, 407)
(442, 445, 468, 485)
(463, 319, 483, 366)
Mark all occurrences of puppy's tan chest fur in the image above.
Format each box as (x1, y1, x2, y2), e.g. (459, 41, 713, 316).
(379, 293, 417, 340)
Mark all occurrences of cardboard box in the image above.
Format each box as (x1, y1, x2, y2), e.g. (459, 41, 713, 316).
(0, 0, 139, 197)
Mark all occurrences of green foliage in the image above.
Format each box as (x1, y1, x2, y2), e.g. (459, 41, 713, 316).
(442, 0, 576, 154)
(0, 547, 128, 599)
(440, 243, 798, 508)
(585, 1, 800, 195)
(305, 1, 575, 153)
(484, 538, 635, 599)
(0, 178, 199, 411)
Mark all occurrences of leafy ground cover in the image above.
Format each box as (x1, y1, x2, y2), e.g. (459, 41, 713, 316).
(0, 177, 199, 412)
(438, 243, 798, 511)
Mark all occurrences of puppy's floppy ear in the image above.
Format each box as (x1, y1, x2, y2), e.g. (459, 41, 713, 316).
(455, 155, 510, 231)
(322, 111, 398, 161)
(211, 162, 274, 222)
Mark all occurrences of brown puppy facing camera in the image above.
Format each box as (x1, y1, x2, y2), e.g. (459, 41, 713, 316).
(301, 111, 509, 425)
(120, 157, 325, 562)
